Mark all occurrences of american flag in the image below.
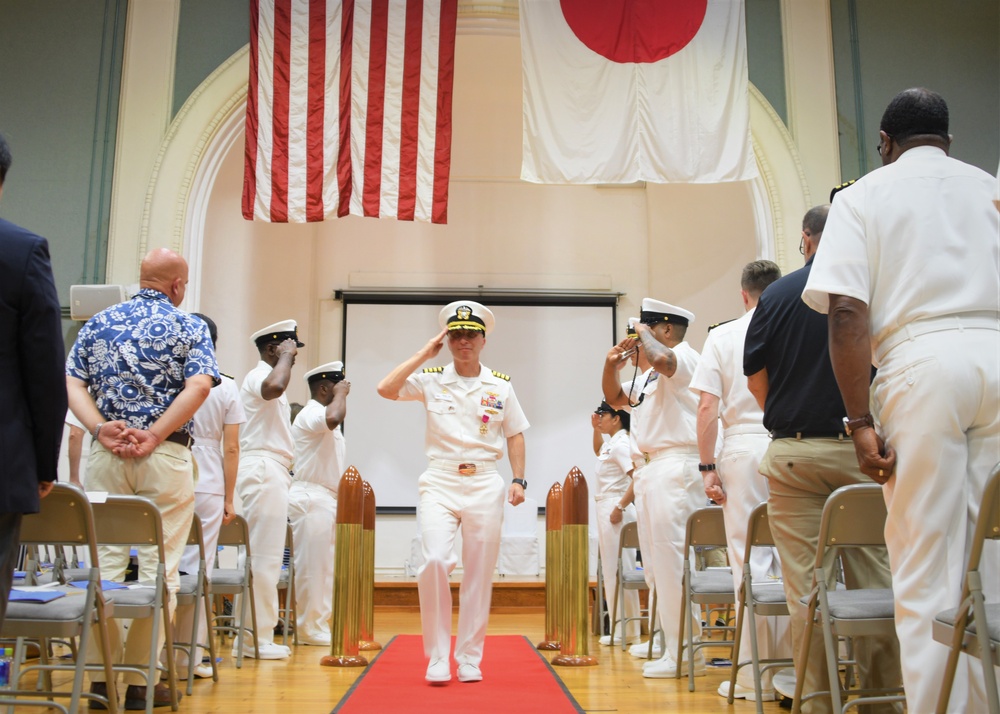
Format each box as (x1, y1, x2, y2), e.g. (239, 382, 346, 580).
(242, 0, 457, 224)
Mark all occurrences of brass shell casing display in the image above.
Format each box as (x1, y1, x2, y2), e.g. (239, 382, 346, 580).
(359, 480, 381, 651)
(321, 466, 368, 667)
(537, 481, 563, 651)
(552, 467, 597, 667)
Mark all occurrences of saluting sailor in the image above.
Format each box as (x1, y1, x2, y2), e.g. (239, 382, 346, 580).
(288, 361, 350, 646)
(377, 301, 529, 685)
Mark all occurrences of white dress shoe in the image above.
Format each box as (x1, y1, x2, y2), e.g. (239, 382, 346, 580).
(628, 640, 663, 659)
(192, 664, 214, 679)
(425, 658, 451, 683)
(642, 655, 706, 678)
(457, 663, 482, 682)
(598, 635, 622, 646)
(232, 641, 291, 660)
(716, 680, 776, 701)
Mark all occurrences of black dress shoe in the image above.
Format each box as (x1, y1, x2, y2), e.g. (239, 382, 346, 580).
(124, 683, 181, 710)
(88, 681, 110, 710)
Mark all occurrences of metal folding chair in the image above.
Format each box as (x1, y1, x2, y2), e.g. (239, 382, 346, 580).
(211, 515, 258, 667)
(727, 501, 792, 712)
(172, 515, 218, 694)
(934, 462, 1000, 714)
(678, 506, 736, 691)
(608, 521, 652, 650)
(276, 522, 298, 646)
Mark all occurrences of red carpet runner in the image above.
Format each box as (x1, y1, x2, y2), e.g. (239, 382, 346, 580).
(332, 635, 584, 714)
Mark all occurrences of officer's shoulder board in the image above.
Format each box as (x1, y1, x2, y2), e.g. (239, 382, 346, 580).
(422, 366, 444, 374)
(707, 318, 736, 333)
(220, 371, 234, 380)
(491, 370, 510, 381)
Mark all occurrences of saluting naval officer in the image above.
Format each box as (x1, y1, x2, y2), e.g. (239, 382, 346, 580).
(236, 319, 304, 660)
(377, 301, 529, 685)
(288, 361, 350, 646)
(602, 298, 704, 678)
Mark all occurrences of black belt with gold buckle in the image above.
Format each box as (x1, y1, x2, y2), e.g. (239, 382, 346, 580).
(164, 431, 194, 449)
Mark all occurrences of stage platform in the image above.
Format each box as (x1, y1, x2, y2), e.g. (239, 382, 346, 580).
(374, 574, 550, 612)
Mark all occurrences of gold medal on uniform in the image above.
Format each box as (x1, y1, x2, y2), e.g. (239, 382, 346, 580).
(480, 414, 490, 435)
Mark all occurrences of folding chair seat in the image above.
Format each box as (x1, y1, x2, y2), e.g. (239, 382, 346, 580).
(92, 496, 180, 713)
(726, 501, 793, 712)
(608, 521, 651, 650)
(793, 484, 905, 714)
(933, 462, 1000, 714)
(0, 484, 118, 713)
(211, 515, 258, 667)
(678, 506, 736, 691)
(276, 522, 298, 646)
(172, 515, 218, 694)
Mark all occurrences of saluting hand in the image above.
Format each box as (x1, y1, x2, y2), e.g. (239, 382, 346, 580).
(334, 379, 351, 396)
(606, 337, 637, 368)
(422, 329, 448, 361)
(275, 338, 298, 360)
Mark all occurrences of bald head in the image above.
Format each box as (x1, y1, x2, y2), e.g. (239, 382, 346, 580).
(139, 249, 189, 306)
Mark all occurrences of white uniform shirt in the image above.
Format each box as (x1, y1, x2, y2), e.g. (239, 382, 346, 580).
(595, 429, 632, 496)
(398, 363, 529, 461)
(292, 399, 346, 492)
(239, 360, 294, 460)
(689, 310, 764, 429)
(192, 375, 246, 495)
(803, 146, 1000, 360)
(629, 342, 700, 454)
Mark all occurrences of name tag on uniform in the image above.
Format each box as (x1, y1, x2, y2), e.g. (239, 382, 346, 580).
(433, 392, 454, 402)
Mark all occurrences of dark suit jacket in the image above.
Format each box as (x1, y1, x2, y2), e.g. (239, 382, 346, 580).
(0, 217, 67, 514)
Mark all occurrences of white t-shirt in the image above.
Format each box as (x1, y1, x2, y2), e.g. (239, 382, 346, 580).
(239, 360, 294, 460)
(192, 375, 246, 495)
(629, 342, 700, 453)
(398, 363, 529, 462)
(292, 398, 346, 492)
(689, 310, 765, 430)
(803, 146, 1000, 360)
(595, 429, 632, 496)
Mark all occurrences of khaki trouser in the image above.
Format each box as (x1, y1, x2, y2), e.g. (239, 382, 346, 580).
(760, 437, 901, 714)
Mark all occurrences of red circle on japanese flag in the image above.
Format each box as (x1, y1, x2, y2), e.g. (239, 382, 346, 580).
(560, 0, 708, 63)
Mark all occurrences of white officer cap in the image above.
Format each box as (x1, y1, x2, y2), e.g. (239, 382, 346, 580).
(250, 319, 305, 348)
(640, 298, 695, 327)
(303, 361, 344, 385)
(438, 300, 495, 335)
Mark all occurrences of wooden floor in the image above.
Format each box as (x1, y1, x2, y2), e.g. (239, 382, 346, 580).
(27, 609, 792, 714)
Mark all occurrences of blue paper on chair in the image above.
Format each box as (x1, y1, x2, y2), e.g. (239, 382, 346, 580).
(69, 580, 128, 591)
(9, 588, 66, 603)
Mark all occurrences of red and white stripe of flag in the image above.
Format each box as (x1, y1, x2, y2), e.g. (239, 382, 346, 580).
(243, 0, 457, 224)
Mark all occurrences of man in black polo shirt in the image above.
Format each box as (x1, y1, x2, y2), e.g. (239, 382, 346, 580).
(743, 205, 901, 713)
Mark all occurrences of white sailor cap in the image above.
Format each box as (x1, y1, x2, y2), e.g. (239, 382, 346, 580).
(439, 300, 495, 335)
(626, 316, 639, 337)
(250, 319, 305, 348)
(304, 361, 344, 385)
(640, 298, 695, 327)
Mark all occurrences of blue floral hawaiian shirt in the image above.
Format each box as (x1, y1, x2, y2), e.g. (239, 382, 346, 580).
(66, 288, 220, 434)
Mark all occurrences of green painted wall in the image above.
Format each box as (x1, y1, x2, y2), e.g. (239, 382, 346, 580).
(747, 0, 787, 124)
(173, 0, 249, 118)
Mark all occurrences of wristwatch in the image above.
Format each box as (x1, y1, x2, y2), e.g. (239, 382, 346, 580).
(512, 478, 527, 490)
(698, 463, 716, 472)
(843, 413, 874, 436)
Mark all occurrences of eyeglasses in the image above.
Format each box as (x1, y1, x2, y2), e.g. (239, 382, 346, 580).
(799, 230, 812, 255)
(876, 134, 891, 157)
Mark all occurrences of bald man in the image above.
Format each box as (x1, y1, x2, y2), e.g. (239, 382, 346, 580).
(67, 248, 219, 709)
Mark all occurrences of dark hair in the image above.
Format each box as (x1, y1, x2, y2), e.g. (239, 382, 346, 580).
(0, 133, 11, 186)
(741, 260, 782, 299)
(192, 312, 218, 347)
(880, 88, 949, 145)
(802, 204, 830, 239)
(616, 408, 630, 433)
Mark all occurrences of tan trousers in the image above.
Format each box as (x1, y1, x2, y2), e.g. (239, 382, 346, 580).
(85, 441, 195, 685)
(760, 437, 901, 714)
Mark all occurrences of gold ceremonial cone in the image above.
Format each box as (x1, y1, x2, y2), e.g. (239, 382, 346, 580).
(537, 481, 562, 650)
(553, 467, 597, 667)
(359, 480, 381, 651)
(321, 466, 368, 667)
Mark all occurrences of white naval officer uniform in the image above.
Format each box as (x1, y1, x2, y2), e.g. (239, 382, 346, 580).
(237, 360, 295, 654)
(629, 340, 704, 671)
(288, 397, 345, 645)
(397, 363, 529, 669)
(593, 426, 640, 643)
(803, 145, 1000, 713)
(690, 309, 789, 692)
(177, 373, 246, 667)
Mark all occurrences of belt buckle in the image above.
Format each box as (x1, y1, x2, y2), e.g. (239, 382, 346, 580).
(458, 463, 477, 476)
(643, 453, 650, 465)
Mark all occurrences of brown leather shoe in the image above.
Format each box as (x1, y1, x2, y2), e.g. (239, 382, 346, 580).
(124, 683, 181, 710)
(88, 681, 110, 710)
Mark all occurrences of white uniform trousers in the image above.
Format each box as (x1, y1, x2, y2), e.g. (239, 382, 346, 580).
(175, 491, 225, 666)
(85, 441, 195, 685)
(875, 324, 1000, 713)
(417, 461, 505, 666)
(287, 481, 337, 645)
(630, 466, 657, 634)
(236, 452, 292, 645)
(637, 449, 704, 661)
(717, 431, 789, 688)
(594, 495, 640, 642)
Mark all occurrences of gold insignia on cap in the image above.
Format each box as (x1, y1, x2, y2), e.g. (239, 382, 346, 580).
(457, 305, 472, 321)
